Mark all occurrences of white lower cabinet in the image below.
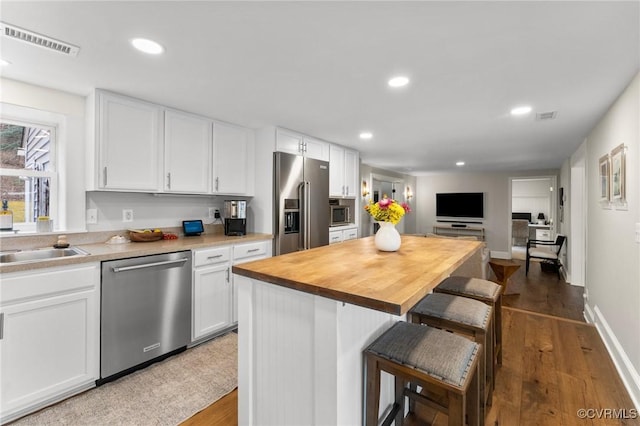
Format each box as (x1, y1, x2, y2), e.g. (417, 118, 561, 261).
(231, 241, 272, 324)
(192, 246, 233, 343)
(192, 241, 272, 343)
(329, 226, 358, 244)
(0, 263, 100, 424)
(536, 228, 551, 240)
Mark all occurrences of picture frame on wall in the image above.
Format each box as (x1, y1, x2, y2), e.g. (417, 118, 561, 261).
(599, 154, 610, 203)
(610, 143, 626, 204)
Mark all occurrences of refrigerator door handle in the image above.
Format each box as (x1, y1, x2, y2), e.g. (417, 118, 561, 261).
(298, 182, 305, 251)
(304, 181, 311, 249)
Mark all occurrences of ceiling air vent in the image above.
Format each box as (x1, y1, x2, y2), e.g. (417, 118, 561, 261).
(0, 22, 79, 56)
(536, 111, 557, 121)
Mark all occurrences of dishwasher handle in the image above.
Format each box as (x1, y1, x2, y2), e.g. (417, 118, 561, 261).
(112, 258, 189, 273)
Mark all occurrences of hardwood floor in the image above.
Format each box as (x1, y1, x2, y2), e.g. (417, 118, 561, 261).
(183, 259, 637, 426)
(493, 258, 585, 322)
(180, 389, 237, 426)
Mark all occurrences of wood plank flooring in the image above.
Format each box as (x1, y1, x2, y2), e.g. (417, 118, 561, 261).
(182, 259, 637, 426)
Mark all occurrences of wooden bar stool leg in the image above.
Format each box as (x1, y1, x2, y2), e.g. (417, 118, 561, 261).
(394, 377, 406, 426)
(365, 353, 381, 426)
(487, 319, 495, 402)
(495, 295, 503, 365)
(448, 392, 464, 426)
(467, 361, 481, 426)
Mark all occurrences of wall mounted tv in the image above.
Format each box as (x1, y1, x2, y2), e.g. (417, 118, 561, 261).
(436, 192, 484, 220)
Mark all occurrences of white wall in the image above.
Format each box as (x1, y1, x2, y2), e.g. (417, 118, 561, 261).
(512, 178, 552, 222)
(84, 192, 236, 232)
(416, 169, 559, 257)
(0, 78, 86, 232)
(582, 72, 640, 408)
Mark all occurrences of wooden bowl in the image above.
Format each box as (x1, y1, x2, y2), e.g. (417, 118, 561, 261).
(129, 231, 163, 242)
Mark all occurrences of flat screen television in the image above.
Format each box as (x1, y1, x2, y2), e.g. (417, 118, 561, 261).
(436, 192, 484, 219)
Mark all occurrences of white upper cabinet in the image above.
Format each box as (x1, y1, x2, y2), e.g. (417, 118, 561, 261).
(344, 149, 359, 197)
(164, 109, 211, 193)
(329, 145, 345, 197)
(213, 122, 254, 195)
(276, 128, 329, 161)
(329, 144, 359, 198)
(95, 91, 163, 191)
(303, 136, 330, 162)
(88, 90, 255, 195)
(275, 128, 304, 156)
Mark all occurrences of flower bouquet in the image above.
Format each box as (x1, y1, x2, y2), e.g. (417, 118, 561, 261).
(364, 196, 411, 251)
(364, 196, 411, 224)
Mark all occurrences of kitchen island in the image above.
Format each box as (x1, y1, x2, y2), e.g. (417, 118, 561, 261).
(232, 235, 484, 426)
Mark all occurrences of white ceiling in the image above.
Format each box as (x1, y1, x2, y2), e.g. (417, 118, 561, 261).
(1, 1, 638, 174)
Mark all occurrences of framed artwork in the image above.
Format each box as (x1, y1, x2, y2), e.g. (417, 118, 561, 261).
(599, 154, 610, 202)
(610, 144, 626, 203)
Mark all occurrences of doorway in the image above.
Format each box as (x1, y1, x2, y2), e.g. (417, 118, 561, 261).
(509, 176, 557, 260)
(370, 174, 404, 235)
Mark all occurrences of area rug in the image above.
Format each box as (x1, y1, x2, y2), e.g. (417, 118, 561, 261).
(12, 333, 237, 426)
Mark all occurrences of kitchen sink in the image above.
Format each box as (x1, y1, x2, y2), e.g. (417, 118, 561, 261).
(0, 246, 89, 264)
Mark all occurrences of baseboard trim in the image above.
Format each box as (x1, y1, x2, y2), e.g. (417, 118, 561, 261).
(588, 304, 640, 410)
(490, 250, 510, 259)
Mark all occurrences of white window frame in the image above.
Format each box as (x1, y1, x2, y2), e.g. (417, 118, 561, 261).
(0, 114, 59, 234)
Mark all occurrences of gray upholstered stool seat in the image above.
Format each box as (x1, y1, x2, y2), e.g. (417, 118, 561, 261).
(364, 321, 481, 426)
(434, 276, 504, 367)
(409, 293, 493, 420)
(435, 276, 501, 302)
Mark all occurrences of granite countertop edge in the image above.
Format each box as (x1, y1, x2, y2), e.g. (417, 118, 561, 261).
(0, 233, 273, 274)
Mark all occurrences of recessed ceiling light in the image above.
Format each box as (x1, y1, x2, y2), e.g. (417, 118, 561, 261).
(1, 59, 11, 66)
(456, 161, 465, 166)
(131, 38, 164, 55)
(510, 105, 532, 116)
(359, 132, 373, 140)
(388, 76, 409, 88)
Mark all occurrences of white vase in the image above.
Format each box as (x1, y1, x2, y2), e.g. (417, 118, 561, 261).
(374, 221, 401, 252)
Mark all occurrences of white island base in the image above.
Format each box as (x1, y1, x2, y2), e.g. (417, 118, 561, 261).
(237, 276, 401, 426)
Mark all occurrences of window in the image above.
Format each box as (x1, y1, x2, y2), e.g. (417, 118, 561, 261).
(0, 120, 57, 232)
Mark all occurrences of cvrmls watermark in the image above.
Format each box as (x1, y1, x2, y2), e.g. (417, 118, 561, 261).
(577, 408, 638, 419)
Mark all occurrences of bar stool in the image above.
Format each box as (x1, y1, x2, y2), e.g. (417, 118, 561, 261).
(364, 321, 481, 426)
(408, 293, 494, 418)
(433, 276, 504, 366)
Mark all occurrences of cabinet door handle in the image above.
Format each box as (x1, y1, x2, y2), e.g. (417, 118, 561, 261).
(103, 167, 108, 186)
(215, 177, 219, 191)
(207, 254, 223, 260)
(226, 268, 230, 282)
(346, 185, 349, 195)
(0, 312, 3, 340)
(247, 248, 260, 253)
(167, 172, 171, 189)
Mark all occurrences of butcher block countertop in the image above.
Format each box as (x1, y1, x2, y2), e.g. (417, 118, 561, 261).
(232, 235, 483, 315)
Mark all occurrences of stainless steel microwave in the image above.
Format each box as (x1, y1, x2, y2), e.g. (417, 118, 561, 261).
(330, 205, 350, 226)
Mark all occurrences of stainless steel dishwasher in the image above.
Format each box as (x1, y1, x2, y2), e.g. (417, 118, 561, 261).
(100, 251, 192, 383)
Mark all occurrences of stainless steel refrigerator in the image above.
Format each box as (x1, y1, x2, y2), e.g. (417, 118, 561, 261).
(274, 151, 329, 255)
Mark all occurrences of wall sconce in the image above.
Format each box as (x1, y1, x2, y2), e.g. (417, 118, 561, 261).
(405, 186, 413, 200)
(362, 180, 370, 197)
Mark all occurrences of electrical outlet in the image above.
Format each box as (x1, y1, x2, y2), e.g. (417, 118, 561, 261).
(122, 209, 133, 222)
(208, 207, 216, 218)
(86, 209, 98, 224)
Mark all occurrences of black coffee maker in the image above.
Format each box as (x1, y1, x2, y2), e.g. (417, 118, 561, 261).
(224, 200, 247, 236)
